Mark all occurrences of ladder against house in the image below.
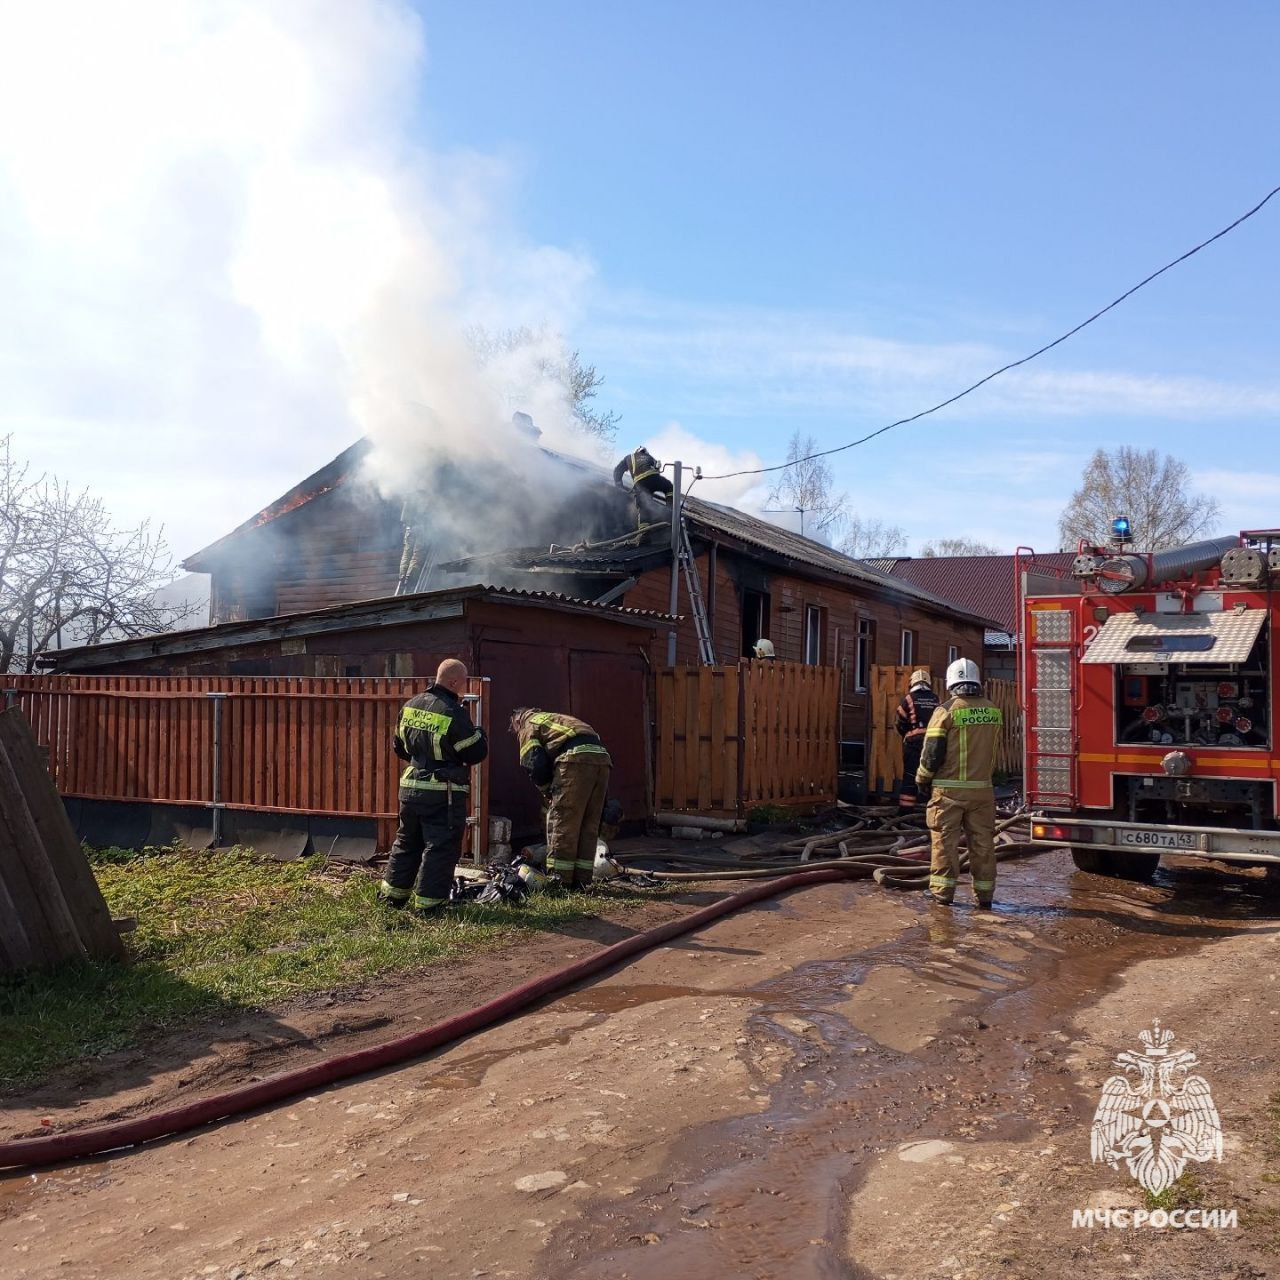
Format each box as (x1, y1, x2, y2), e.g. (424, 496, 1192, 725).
(1026, 607, 1078, 809)
(678, 517, 717, 665)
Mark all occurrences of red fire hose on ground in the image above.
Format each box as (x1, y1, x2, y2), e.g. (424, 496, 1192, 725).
(0, 866, 865, 1172)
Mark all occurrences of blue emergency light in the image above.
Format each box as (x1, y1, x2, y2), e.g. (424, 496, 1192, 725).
(1111, 516, 1131, 541)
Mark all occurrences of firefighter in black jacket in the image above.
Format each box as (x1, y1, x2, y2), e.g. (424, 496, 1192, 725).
(379, 659, 488, 915)
(894, 668, 938, 810)
(612, 446, 674, 501)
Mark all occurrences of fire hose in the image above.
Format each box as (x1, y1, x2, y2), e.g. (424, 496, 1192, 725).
(0, 864, 929, 1171)
(0, 810, 1040, 1171)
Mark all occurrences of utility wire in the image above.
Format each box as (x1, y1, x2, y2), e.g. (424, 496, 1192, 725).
(702, 183, 1280, 481)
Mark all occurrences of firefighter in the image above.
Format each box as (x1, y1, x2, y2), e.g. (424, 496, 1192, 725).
(894, 668, 938, 810)
(612, 446, 674, 501)
(752, 638, 777, 662)
(510, 707, 612, 889)
(379, 659, 488, 915)
(915, 657, 1003, 909)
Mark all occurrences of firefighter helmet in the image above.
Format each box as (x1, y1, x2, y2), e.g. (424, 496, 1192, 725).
(909, 668, 931, 689)
(945, 657, 981, 691)
(753, 638, 776, 659)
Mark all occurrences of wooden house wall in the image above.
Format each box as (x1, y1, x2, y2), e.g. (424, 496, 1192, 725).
(624, 548, 985, 744)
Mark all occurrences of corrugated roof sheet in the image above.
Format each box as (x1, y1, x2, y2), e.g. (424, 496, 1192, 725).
(1081, 607, 1267, 665)
(680, 498, 996, 627)
(871, 553, 1077, 635)
(44, 584, 674, 670)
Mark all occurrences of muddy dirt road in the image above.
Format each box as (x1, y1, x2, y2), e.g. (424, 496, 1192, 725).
(3, 850, 1279, 1279)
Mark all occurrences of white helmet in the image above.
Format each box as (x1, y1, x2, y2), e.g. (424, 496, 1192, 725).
(753, 638, 776, 659)
(945, 657, 981, 690)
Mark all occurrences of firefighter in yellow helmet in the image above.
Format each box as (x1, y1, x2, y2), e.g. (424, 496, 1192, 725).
(915, 658, 1003, 909)
(510, 708, 612, 889)
(894, 669, 938, 809)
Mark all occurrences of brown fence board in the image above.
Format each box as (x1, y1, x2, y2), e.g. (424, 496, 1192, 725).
(0, 675, 492, 855)
(867, 666, 1022, 796)
(655, 662, 836, 816)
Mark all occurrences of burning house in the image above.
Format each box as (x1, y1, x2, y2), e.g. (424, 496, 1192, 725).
(171, 438, 991, 747)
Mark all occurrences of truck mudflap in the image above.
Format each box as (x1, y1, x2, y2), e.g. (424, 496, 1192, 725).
(1030, 816, 1280, 865)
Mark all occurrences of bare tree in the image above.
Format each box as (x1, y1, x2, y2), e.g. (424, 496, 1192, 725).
(0, 436, 197, 672)
(839, 515, 909, 558)
(767, 432, 907, 554)
(919, 537, 1003, 557)
(466, 325, 620, 442)
(1058, 447, 1220, 551)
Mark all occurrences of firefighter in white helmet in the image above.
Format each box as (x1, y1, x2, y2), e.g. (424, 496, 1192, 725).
(915, 657, 1003, 909)
(752, 638, 776, 661)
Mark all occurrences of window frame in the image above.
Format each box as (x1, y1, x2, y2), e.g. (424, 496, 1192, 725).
(900, 627, 916, 667)
(803, 604, 826, 666)
(855, 618, 875, 692)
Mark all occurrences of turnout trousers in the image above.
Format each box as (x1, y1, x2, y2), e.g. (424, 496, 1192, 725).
(546, 755, 611, 888)
(926, 785, 997, 905)
(382, 792, 465, 908)
(898, 735, 926, 808)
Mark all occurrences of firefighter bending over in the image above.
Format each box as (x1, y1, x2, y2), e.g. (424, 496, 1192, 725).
(613, 446, 674, 501)
(379, 659, 488, 915)
(894, 668, 938, 809)
(916, 658, 1003, 909)
(511, 708, 612, 890)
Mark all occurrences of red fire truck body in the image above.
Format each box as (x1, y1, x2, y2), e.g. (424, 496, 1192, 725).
(1021, 532, 1280, 879)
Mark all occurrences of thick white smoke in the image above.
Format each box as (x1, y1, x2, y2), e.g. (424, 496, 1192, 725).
(0, 0, 607, 563)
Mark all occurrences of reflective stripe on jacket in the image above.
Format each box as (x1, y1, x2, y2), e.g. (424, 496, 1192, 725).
(916, 695, 1003, 790)
(516, 710, 610, 771)
(393, 683, 488, 798)
(895, 686, 939, 741)
(612, 448, 661, 487)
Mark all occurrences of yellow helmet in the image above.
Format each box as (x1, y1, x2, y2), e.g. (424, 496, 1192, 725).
(909, 668, 931, 689)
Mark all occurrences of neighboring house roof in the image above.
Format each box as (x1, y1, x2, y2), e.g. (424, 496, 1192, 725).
(871, 553, 1076, 636)
(42, 584, 673, 671)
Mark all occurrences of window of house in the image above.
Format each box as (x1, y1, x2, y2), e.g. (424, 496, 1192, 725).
(741, 589, 770, 658)
(803, 605, 826, 665)
(855, 618, 875, 691)
(948, 644, 960, 665)
(900, 628, 916, 666)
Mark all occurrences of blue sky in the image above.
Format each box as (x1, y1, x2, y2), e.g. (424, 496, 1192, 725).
(3, 1, 1277, 566)
(417, 2, 1280, 551)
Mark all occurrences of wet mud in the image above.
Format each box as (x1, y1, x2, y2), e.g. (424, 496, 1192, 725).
(545, 852, 1280, 1279)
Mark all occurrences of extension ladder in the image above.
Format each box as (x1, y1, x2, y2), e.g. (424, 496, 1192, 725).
(678, 517, 717, 665)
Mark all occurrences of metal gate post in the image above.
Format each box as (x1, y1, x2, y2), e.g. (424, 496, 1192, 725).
(209, 693, 226, 845)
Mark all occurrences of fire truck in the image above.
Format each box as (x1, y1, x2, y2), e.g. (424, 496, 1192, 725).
(1021, 525, 1280, 883)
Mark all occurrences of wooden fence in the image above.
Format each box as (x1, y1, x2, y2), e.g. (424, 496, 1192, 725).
(655, 662, 839, 816)
(0, 675, 490, 857)
(866, 665, 1022, 797)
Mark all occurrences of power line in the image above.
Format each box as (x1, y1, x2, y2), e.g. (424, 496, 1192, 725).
(701, 183, 1280, 482)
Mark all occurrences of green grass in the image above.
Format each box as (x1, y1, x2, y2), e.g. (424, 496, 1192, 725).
(1143, 1172, 1205, 1212)
(0, 845, 646, 1091)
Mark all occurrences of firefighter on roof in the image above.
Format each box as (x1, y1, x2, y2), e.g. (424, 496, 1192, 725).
(511, 708, 612, 889)
(894, 668, 938, 809)
(613, 446, 674, 501)
(916, 657, 1003, 909)
(379, 659, 488, 915)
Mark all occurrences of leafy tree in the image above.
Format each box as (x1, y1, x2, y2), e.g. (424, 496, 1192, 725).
(0, 436, 196, 671)
(919, 537, 1003, 557)
(1058, 446, 1219, 551)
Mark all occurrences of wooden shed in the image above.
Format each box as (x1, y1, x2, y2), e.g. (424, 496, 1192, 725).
(42, 586, 669, 837)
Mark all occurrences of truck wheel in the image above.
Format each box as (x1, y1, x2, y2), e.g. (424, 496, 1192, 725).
(1070, 848, 1160, 880)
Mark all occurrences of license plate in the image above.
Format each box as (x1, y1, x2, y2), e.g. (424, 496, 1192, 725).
(1118, 829, 1196, 850)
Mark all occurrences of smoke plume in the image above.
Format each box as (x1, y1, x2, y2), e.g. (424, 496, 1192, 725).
(0, 0, 608, 566)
